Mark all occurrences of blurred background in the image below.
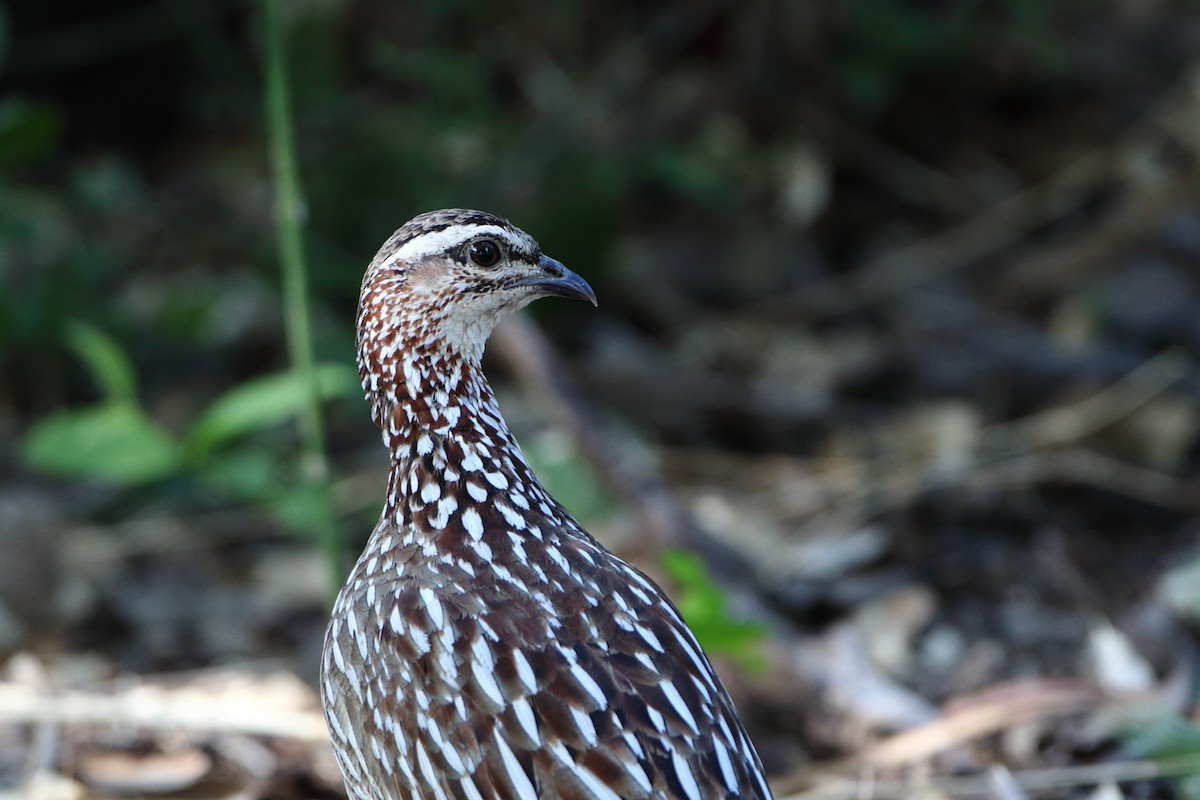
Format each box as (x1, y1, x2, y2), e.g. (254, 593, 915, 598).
(2, 1, 1200, 797)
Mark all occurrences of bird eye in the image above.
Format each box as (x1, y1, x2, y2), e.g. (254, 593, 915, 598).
(467, 239, 502, 268)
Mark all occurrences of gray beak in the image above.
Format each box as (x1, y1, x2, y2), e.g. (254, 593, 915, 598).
(516, 256, 598, 307)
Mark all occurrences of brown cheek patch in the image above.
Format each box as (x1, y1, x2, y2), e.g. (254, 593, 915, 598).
(407, 259, 443, 292)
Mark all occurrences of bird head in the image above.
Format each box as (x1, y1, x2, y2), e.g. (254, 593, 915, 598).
(357, 209, 595, 420)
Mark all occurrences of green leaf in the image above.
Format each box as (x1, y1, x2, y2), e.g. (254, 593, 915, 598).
(660, 549, 767, 670)
(268, 480, 337, 540)
(1124, 714, 1200, 761)
(24, 404, 181, 485)
(63, 321, 137, 403)
(661, 548, 707, 584)
(644, 148, 729, 207)
(0, 98, 62, 169)
(188, 364, 361, 452)
(196, 448, 337, 541)
(1122, 714, 1200, 800)
(196, 447, 282, 503)
(520, 431, 618, 526)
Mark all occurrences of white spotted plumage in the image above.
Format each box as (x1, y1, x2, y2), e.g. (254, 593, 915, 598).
(321, 209, 773, 799)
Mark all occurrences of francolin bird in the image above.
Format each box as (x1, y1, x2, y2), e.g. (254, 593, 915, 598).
(321, 209, 773, 800)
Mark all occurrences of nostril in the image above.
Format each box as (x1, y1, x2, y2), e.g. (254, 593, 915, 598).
(539, 256, 567, 278)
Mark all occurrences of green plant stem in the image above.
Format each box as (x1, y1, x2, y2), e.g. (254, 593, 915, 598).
(259, 0, 342, 595)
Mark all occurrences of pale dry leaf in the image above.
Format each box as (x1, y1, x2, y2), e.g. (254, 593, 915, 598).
(852, 586, 937, 680)
(0, 771, 83, 800)
(1088, 623, 1155, 694)
(77, 748, 212, 794)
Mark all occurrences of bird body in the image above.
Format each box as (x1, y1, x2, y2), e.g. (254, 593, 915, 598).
(321, 209, 773, 800)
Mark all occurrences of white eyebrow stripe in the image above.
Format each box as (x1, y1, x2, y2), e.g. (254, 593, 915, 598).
(389, 225, 516, 265)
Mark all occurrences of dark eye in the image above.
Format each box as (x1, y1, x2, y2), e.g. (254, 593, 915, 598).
(467, 239, 502, 268)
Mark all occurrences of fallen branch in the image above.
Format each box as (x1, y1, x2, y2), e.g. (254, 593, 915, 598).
(0, 666, 328, 743)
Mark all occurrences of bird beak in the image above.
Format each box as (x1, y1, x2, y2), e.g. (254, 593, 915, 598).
(516, 256, 598, 307)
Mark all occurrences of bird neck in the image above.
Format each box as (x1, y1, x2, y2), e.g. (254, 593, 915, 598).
(362, 341, 567, 539)
(365, 344, 494, 447)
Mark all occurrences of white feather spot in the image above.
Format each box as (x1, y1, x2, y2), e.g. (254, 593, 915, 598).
(513, 650, 538, 693)
(485, 471, 509, 489)
(466, 481, 488, 502)
(569, 705, 598, 746)
(627, 568, 659, 594)
(331, 636, 346, 671)
(672, 751, 703, 800)
(497, 501, 526, 530)
(569, 664, 608, 709)
(437, 645, 457, 680)
(472, 538, 493, 561)
(324, 701, 346, 741)
(471, 635, 495, 672)
(392, 718, 409, 754)
(671, 625, 717, 689)
(439, 739, 466, 775)
(492, 731, 538, 800)
(660, 680, 701, 735)
(717, 715, 735, 744)
(420, 587, 444, 628)
(414, 741, 439, 793)
(478, 618, 500, 642)
(507, 532, 528, 561)
(511, 696, 540, 746)
(462, 508, 484, 540)
(436, 494, 458, 522)
(752, 762, 773, 799)
(370, 734, 387, 772)
(472, 659, 505, 707)
(546, 739, 572, 764)
(628, 584, 653, 605)
(545, 547, 570, 574)
(555, 644, 578, 664)
(714, 738, 739, 793)
(635, 625, 665, 653)
(410, 625, 430, 655)
(492, 562, 523, 588)
(459, 778, 485, 800)
(575, 767, 623, 800)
